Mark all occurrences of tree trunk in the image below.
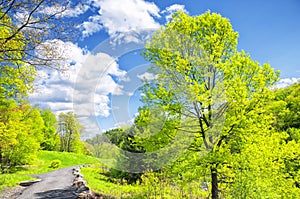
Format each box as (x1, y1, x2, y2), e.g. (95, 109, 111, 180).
(211, 166, 219, 199)
(67, 129, 73, 152)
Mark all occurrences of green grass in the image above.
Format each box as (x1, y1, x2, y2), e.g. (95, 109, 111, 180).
(81, 165, 146, 199)
(36, 150, 99, 168)
(81, 164, 208, 199)
(0, 150, 99, 190)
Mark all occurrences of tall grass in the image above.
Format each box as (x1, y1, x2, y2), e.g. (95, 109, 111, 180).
(81, 164, 146, 198)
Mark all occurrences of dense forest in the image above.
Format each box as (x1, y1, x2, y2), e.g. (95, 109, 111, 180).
(0, 1, 299, 198)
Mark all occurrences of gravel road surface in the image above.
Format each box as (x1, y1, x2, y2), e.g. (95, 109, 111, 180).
(16, 166, 78, 199)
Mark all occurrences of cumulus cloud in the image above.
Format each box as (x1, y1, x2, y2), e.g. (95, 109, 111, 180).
(34, 39, 87, 72)
(79, 0, 161, 38)
(29, 40, 127, 135)
(161, 4, 188, 21)
(273, 77, 300, 89)
(79, 116, 105, 139)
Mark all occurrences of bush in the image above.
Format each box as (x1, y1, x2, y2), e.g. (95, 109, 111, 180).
(49, 159, 61, 168)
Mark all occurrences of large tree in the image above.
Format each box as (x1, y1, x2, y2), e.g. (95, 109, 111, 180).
(142, 11, 279, 198)
(0, 10, 36, 102)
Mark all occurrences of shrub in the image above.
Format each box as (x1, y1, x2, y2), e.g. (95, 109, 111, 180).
(49, 159, 61, 168)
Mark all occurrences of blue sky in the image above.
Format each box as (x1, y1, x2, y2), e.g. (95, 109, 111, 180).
(29, 0, 300, 137)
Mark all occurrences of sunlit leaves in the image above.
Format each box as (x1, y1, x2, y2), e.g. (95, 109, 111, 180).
(141, 10, 284, 198)
(40, 110, 60, 151)
(0, 101, 44, 168)
(58, 112, 84, 154)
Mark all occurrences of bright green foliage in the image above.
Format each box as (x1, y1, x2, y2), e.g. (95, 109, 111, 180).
(58, 112, 84, 153)
(0, 101, 44, 169)
(0, 11, 36, 102)
(0, 65, 36, 101)
(219, 108, 300, 198)
(272, 82, 300, 131)
(266, 82, 300, 195)
(0, 11, 25, 65)
(25, 107, 45, 143)
(143, 11, 278, 151)
(40, 110, 60, 151)
(104, 128, 128, 146)
(0, 11, 40, 170)
(142, 11, 279, 198)
(86, 133, 110, 158)
(133, 106, 179, 152)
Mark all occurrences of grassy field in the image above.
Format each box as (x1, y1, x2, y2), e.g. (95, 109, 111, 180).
(0, 150, 99, 190)
(81, 164, 207, 199)
(81, 164, 146, 199)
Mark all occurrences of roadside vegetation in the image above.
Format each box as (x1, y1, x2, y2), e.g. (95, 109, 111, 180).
(0, 151, 98, 190)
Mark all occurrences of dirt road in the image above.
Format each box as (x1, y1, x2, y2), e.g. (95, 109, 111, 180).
(16, 166, 78, 199)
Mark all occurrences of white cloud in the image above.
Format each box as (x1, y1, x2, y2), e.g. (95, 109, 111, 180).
(119, 75, 131, 82)
(97, 76, 124, 95)
(163, 4, 187, 13)
(161, 4, 188, 21)
(78, 116, 103, 138)
(62, 3, 90, 17)
(79, 0, 161, 37)
(126, 92, 134, 96)
(274, 77, 300, 89)
(29, 40, 127, 135)
(78, 19, 103, 38)
(137, 72, 156, 80)
(41, 3, 89, 18)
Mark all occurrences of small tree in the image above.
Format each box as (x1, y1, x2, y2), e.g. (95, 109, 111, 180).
(41, 109, 59, 151)
(58, 112, 84, 153)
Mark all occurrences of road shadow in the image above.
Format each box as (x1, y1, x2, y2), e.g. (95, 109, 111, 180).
(34, 186, 77, 199)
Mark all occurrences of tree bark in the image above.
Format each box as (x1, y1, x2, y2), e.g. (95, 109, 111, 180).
(211, 166, 219, 199)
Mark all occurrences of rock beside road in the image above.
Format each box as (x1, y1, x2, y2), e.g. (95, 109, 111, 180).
(72, 166, 103, 199)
